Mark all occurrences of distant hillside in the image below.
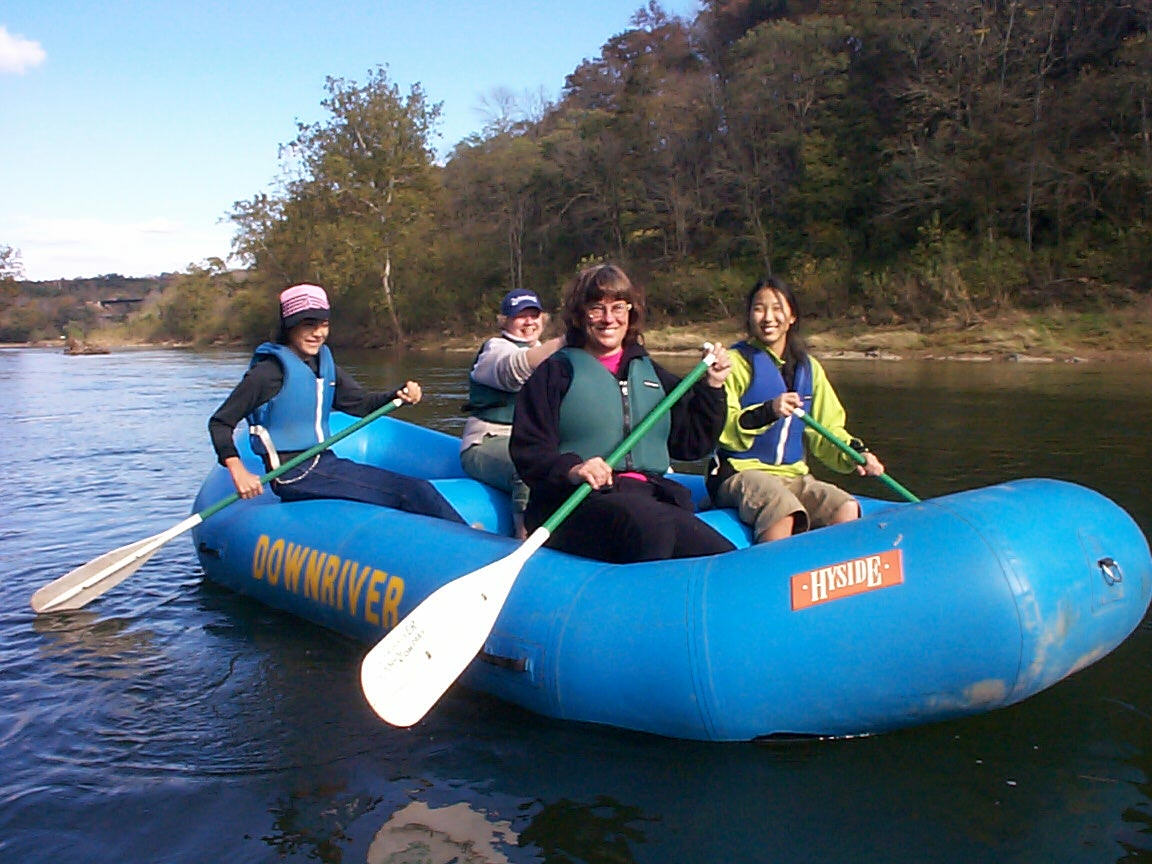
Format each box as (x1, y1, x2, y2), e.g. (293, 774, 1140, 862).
(15, 273, 176, 300)
(1, 273, 178, 343)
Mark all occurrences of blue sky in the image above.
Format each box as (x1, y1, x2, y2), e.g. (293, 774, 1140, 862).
(1, 1, 700, 281)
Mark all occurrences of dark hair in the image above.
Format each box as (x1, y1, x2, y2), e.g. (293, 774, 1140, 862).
(275, 311, 327, 346)
(747, 276, 807, 389)
(562, 263, 646, 348)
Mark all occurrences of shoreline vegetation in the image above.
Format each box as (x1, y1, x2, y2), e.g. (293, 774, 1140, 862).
(7, 7, 1151, 369)
(441, 305, 1152, 363)
(11, 302, 1150, 364)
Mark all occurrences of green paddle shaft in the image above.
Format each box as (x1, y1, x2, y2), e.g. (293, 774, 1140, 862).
(358, 347, 720, 727)
(199, 397, 403, 520)
(794, 408, 920, 503)
(31, 397, 405, 614)
(542, 351, 716, 532)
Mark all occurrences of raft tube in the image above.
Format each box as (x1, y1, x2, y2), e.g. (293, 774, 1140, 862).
(191, 414, 1152, 741)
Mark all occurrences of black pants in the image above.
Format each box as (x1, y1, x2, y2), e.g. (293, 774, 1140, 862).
(272, 451, 465, 524)
(536, 477, 734, 564)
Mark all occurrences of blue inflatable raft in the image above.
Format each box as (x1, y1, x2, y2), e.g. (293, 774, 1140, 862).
(191, 414, 1152, 741)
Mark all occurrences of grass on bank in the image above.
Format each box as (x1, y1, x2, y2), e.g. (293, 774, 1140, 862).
(638, 301, 1152, 362)
(30, 298, 1152, 364)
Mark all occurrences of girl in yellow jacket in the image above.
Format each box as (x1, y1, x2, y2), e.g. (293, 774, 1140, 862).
(706, 277, 886, 543)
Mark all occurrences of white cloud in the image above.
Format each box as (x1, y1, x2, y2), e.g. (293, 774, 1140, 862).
(6, 216, 235, 280)
(0, 25, 46, 75)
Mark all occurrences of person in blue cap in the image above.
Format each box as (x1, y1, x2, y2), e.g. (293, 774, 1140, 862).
(460, 288, 564, 538)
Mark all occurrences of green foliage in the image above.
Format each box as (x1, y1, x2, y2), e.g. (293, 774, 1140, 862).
(29, 1, 1147, 347)
(785, 252, 851, 317)
(646, 265, 749, 323)
(0, 303, 50, 342)
(229, 66, 443, 344)
(216, 3, 1149, 340)
(147, 263, 251, 345)
(0, 274, 165, 346)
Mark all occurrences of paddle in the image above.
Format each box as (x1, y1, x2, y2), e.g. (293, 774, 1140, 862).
(360, 346, 719, 727)
(30, 397, 405, 614)
(793, 407, 920, 503)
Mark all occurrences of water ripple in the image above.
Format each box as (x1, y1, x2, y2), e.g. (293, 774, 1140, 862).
(3, 348, 1151, 864)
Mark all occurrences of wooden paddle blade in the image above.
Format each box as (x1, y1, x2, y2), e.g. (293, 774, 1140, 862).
(30, 533, 163, 613)
(360, 531, 547, 726)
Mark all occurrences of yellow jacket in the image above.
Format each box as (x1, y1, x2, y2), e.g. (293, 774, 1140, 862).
(718, 341, 859, 477)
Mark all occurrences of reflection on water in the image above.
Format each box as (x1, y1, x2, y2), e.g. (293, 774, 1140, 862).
(518, 796, 652, 864)
(368, 800, 518, 864)
(264, 788, 384, 862)
(1, 347, 1151, 863)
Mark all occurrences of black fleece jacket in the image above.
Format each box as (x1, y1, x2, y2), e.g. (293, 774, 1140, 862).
(509, 343, 724, 518)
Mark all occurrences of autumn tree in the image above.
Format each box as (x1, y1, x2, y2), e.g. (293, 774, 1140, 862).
(0, 245, 25, 330)
(444, 126, 548, 298)
(232, 67, 442, 343)
(223, 2, 1152, 339)
(713, 16, 855, 278)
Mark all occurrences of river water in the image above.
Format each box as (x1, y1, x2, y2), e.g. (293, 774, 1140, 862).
(2, 346, 1151, 863)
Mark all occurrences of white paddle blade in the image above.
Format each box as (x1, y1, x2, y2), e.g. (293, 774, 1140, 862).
(30, 513, 203, 613)
(360, 530, 548, 727)
(31, 534, 163, 613)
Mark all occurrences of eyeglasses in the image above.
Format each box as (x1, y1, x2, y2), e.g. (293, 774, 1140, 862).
(586, 302, 632, 321)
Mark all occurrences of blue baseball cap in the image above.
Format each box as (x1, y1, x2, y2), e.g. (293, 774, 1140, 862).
(500, 289, 543, 317)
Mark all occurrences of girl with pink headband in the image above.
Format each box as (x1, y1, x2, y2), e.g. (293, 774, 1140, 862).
(208, 284, 465, 523)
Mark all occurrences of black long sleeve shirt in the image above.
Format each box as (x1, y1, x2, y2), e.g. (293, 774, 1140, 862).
(208, 354, 400, 465)
(509, 343, 724, 509)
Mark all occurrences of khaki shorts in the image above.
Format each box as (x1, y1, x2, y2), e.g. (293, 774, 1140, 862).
(713, 471, 857, 540)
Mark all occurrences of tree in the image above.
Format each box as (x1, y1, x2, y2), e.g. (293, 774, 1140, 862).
(0, 245, 24, 313)
(443, 130, 547, 296)
(1, 244, 24, 281)
(716, 16, 854, 272)
(232, 67, 442, 343)
(217, 1, 1152, 336)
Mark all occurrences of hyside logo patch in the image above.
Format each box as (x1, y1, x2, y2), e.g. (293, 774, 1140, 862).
(790, 549, 904, 611)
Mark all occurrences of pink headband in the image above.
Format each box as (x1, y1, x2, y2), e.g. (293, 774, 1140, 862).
(279, 283, 330, 320)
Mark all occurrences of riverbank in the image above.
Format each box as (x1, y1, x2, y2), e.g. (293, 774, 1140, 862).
(428, 304, 1152, 364)
(7, 304, 1149, 363)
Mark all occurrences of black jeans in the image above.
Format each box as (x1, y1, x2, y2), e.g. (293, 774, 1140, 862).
(538, 476, 734, 563)
(272, 451, 465, 524)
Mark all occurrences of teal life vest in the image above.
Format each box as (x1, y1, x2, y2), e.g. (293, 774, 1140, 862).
(557, 347, 671, 473)
(720, 341, 813, 465)
(462, 335, 531, 424)
(246, 342, 336, 459)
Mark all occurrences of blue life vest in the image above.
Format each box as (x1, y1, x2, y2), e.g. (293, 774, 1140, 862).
(246, 342, 336, 458)
(721, 341, 813, 465)
(462, 335, 531, 424)
(557, 348, 671, 473)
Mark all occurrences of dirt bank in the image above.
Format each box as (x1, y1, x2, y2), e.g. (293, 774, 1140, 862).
(423, 307, 1152, 364)
(7, 306, 1149, 364)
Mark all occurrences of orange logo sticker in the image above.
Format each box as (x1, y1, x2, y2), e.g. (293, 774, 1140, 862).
(790, 549, 904, 610)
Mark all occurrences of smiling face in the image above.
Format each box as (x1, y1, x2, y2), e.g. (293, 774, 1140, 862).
(504, 308, 543, 342)
(286, 318, 329, 359)
(562, 264, 644, 357)
(581, 298, 633, 356)
(747, 286, 796, 356)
